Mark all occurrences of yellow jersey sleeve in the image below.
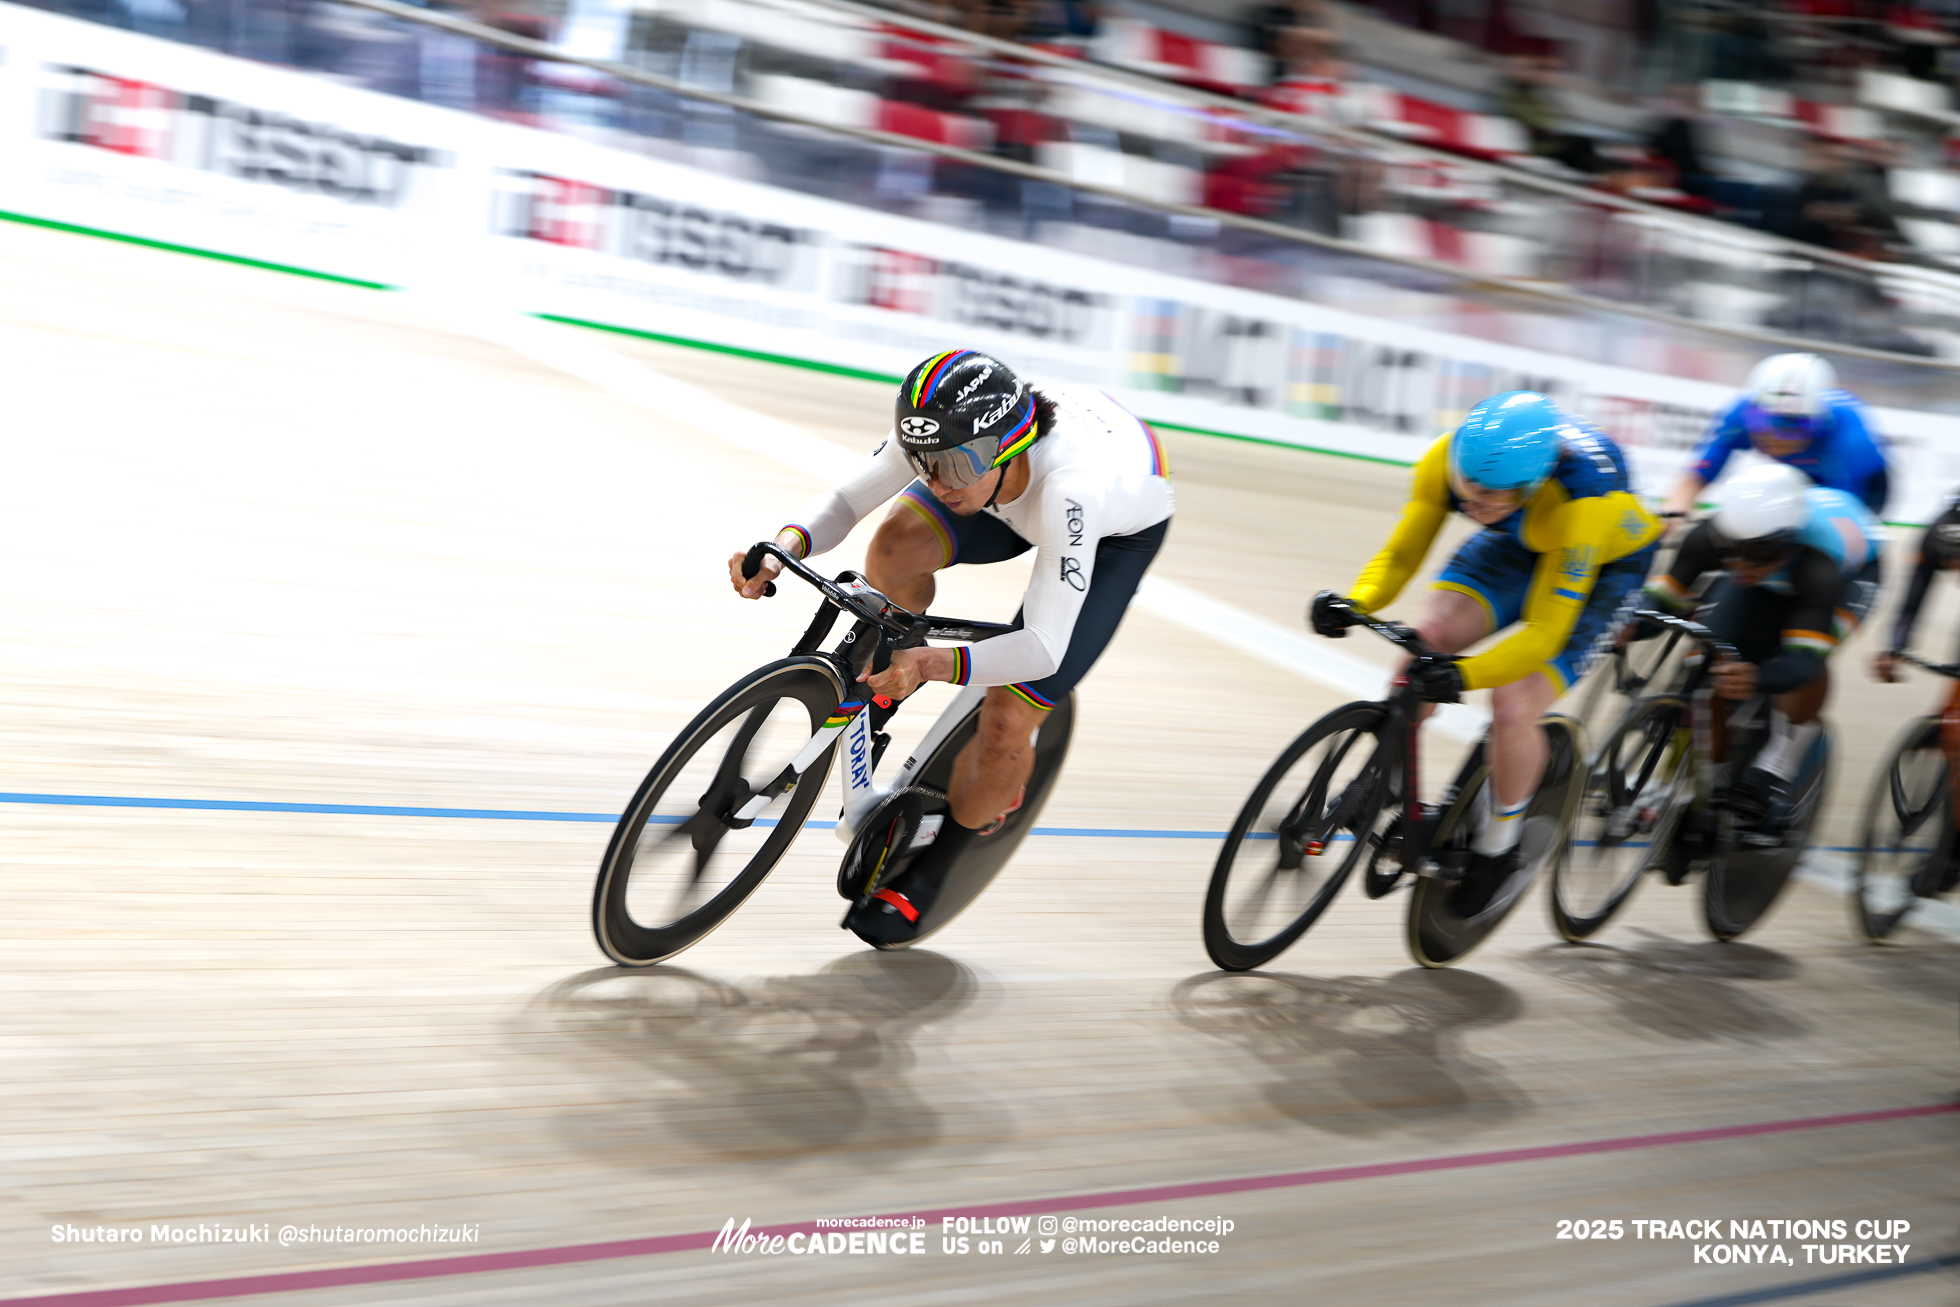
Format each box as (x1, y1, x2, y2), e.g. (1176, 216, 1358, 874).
(1350, 437, 1452, 615)
(1458, 495, 1622, 691)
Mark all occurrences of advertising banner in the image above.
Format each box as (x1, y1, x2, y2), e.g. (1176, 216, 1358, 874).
(2, 0, 1956, 520)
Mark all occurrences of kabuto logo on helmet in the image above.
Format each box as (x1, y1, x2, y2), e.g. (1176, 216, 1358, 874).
(899, 416, 941, 440)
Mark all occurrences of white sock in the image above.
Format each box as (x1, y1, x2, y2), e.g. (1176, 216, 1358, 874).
(1473, 791, 1529, 856)
(1755, 713, 1821, 781)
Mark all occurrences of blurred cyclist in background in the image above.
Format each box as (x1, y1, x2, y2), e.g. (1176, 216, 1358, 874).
(1312, 391, 1661, 913)
(1871, 494, 1960, 893)
(1663, 352, 1891, 519)
(1644, 462, 1880, 827)
(730, 349, 1174, 945)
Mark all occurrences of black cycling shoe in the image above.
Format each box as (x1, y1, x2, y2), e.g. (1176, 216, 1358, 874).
(1725, 766, 1786, 826)
(845, 860, 952, 947)
(1451, 847, 1520, 918)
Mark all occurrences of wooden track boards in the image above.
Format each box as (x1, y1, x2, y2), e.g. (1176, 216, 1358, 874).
(0, 220, 1954, 1306)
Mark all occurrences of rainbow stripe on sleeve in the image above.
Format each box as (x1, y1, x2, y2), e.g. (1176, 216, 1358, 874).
(1142, 421, 1169, 477)
(780, 524, 812, 559)
(949, 647, 971, 685)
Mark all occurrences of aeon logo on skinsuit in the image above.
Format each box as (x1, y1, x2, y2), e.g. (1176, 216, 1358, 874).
(37, 65, 439, 206)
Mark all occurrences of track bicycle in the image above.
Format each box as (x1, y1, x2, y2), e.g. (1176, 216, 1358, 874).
(1852, 651, 1960, 942)
(1202, 599, 1585, 971)
(1552, 610, 1832, 944)
(591, 543, 1073, 966)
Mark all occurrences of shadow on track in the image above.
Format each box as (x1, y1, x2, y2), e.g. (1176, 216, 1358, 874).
(524, 951, 980, 1163)
(1522, 934, 1807, 1042)
(1830, 937, 1960, 1011)
(1170, 968, 1528, 1138)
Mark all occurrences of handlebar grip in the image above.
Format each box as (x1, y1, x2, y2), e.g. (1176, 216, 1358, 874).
(740, 542, 777, 598)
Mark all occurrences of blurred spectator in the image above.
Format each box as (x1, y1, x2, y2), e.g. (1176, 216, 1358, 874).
(1497, 50, 1607, 175)
(1250, 0, 1336, 82)
(1647, 83, 1771, 226)
(1782, 138, 1901, 255)
(1021, 0, 1099, 46)
(1706, 8, 1790, 84)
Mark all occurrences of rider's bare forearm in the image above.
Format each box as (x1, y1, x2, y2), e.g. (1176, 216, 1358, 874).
(909, 646, 957, 683)
(1662, 472, 1705, 517)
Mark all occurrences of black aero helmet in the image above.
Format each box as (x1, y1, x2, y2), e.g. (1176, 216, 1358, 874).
(895, 350, 1038, 489)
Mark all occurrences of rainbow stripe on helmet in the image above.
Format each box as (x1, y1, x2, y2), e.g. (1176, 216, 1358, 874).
(990, 396, 1039, 467)
(910, 350, 977, 408)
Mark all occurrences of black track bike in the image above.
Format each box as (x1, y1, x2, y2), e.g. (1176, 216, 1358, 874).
(1203, 600, 1585, 971)
(1853, 652, 1960, 942)
(1552, 611, 1832, 943)
(592, 543, 1074, 965)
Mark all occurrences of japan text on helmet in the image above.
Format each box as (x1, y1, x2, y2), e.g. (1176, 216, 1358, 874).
(1711, 462, 1812, 563)
(1744, 353, 1837, 442)
(894, 350, 1039, 490)
(1448, 391, 1567, 495)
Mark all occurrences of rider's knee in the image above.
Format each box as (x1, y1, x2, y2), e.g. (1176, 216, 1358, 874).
(868, 504, 947, 578)
(1488, 673, 1555, 731)
(977, 688, 1043, 755)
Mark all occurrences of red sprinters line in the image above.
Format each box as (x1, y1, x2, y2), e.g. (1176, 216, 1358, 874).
(9, 1101, 1955, 1307)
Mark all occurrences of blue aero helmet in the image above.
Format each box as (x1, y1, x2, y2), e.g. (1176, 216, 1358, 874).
(1448, 391, 1567, 495)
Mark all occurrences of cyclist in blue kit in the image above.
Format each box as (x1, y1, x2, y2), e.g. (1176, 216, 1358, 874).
(1644, 461, 1882, 823)
(1662, 353, 1891, 518)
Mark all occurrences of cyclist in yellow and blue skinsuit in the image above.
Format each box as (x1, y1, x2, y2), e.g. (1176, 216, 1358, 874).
(1312, 391, 1661, 913)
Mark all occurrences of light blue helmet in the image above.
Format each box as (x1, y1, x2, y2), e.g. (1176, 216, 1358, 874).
(1449, 391, 1566, 494)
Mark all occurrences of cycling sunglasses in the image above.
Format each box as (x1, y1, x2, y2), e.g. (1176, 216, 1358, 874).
(1744, 408, 1817, 441)
(1718, 537, 1795, 567)
(906, 440, 998, 490)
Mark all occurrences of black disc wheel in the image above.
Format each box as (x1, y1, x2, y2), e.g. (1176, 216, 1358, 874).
(1853, 716, 1948, 943)
(593, 658, 844, 966)
(1408, 716, 1586, 968)
(1552, 695, 1686, 942)
(1704, 727, 1831, 942)
(854, 692, 1075, 949)
(1203, 701, 1387, 972)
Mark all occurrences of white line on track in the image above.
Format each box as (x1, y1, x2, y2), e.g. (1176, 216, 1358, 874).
(1132, 574, 1489, 740)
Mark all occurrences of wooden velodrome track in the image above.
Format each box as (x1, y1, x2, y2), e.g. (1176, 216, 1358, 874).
(1, 218, 1955, 1307)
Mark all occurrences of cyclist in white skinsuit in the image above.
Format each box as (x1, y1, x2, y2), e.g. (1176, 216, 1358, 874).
(731, 349, 1174, 944)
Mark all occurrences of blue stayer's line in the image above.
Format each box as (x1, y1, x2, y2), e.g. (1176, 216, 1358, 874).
(1654, 1249, 1960, 1307)
(0, 790, 1236, 840)
(0, 791, 619, 822)
(0, 791, 1880, 853)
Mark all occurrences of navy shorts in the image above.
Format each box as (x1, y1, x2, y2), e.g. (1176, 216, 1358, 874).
(898, 481, 1168, 709)
(1435, 529, 1657, 691)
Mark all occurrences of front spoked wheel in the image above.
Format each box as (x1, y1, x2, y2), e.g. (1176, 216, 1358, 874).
(1203, 701, 1387, 972)
(1408, 715, 1586, 968)
(593, 658, 844, 966)
(1853, 716, 1948, 943)
(1553, 695, 1686, 941)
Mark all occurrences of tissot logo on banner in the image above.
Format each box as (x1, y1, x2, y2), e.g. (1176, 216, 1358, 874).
(36, 65, 439, 206)
(491, 169, 817, 289)
(842, 245, 1113, 348)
